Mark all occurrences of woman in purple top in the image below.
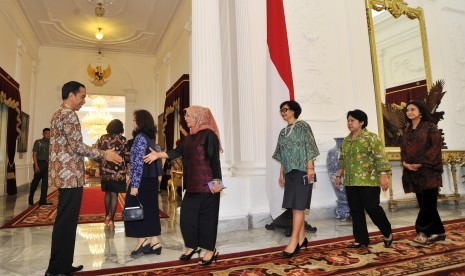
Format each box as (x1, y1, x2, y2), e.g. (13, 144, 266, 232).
(144, 106, 223, 266)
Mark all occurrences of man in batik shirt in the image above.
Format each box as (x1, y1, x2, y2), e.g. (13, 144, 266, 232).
(45, 81, 122, 276)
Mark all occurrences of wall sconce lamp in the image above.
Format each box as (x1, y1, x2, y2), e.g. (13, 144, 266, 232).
(95, 28, 104, 40)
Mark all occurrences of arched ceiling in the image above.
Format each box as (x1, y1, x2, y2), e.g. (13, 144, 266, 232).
(16, 0, 184, 55)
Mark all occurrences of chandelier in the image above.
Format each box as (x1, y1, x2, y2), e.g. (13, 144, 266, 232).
(88, 0, 113, 17)
(81, 96, 113, 140)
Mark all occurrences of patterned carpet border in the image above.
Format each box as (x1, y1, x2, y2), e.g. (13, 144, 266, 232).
(78, 218, 465, 276)
(1, 189, 169, 229)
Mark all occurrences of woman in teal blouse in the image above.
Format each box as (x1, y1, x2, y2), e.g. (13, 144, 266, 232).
(335, 109, 393, 248)
(273, 100, 320, 258)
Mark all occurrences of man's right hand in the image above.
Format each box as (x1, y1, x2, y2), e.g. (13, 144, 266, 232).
(34, 164, 40, 173)
(105, 149, 123, 163)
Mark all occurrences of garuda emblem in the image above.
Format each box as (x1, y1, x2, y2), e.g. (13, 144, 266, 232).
(87, 64, 111, 87)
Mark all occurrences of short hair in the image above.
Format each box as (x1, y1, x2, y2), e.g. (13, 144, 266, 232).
(61, 81, 85, 100)
(280, 100, 302, 119)
(405, 100, 433, 123)
(347, 109, 368, 129)
(106, 119, 124, 135)
(132, 110, 156, 139)
(42, 128, 50, 133)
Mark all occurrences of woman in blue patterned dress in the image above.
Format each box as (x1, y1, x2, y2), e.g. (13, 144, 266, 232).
(273, 100, 320, 258)
(124, 110, 163, 257)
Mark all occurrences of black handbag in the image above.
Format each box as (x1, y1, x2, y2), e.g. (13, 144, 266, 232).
(122, 195, 144, 221)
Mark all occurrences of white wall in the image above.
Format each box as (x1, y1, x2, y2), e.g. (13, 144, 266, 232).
(35, 47, 157, 140)
(0, 0, 40, 193)
(153, 0, 191, 112)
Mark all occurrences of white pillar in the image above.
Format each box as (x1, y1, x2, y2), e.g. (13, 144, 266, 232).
(15, 39, 26, 82)
(234, 0, 266, 169)
(124, 89, 137, 138)
(191, 0, 224, 135)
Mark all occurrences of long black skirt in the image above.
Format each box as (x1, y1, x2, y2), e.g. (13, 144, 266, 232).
(124, 177, 161, 237)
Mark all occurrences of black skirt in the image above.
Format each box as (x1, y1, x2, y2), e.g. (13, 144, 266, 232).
(282, 169, 313, 210)
(101, 180, 126, 193)
(124, 177, 161, 237)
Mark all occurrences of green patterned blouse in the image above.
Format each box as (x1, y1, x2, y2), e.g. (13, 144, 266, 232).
(338, 128, 391, 187)
(272, 121, 320, 174)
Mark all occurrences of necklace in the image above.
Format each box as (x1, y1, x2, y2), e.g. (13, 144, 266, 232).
(285, 121, 298, 137)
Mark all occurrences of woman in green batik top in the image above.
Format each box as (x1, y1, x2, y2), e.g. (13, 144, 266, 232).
(273, 100, 320, 258)
(334, 109, 393, 248)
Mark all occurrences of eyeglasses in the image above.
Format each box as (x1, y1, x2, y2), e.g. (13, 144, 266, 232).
(280, 108, 289, 113)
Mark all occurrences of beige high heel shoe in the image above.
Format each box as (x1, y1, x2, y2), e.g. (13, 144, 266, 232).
(104, 215, 111, 226)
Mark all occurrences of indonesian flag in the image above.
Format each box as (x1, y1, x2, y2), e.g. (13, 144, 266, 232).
(266, 0, 295, 219)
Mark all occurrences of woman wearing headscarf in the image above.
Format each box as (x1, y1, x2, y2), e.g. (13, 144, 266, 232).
(144, 106, 223, 265)
(401, 101, 445, 244)
(125, 110, 163, 257)
(95, 119, 130, 230)
(272, 100, 320, 258)
(335, 109, 393, 248)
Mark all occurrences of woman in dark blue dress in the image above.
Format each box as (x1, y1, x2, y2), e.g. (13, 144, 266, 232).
(124, 110, 163, 257)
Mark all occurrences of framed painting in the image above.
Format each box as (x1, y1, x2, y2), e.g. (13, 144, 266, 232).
(157, 113, 166, 150)
(17, 111, 29, 152)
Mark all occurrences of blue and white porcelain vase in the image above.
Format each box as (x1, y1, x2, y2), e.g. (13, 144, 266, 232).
(326, 137, 350, 221)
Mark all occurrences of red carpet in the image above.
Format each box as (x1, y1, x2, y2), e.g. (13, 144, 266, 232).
(1, 187, 169, 228)
(78, 218, 465, 276)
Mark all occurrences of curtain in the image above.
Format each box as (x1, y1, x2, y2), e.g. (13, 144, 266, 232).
(385, 79, 428, 105)
(163, 74, 189, 150)
(0, 104, 8, 195)
(0, 67, 22, 195)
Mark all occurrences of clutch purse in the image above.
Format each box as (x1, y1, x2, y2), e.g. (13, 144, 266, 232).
(208, 180, 225, 192)
(122, 195, 144, 221)
(303, 175, 317, 186)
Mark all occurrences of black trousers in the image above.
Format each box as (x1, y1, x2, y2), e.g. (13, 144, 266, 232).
(415, 188, 445, 236)
(180, 192, 220, 251)
(47, 187, 83, 274)
(346, 186, 392, 244)
(28, 160, 49, 203)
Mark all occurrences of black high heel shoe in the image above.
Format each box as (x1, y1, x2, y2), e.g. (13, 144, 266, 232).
(281, 244, 299, 258)
(384, 234, 394, 248)
(294, 237, 308, 253)
(144, 243, 162, 255)
(347, 242, 368, 248)
(131, 239, 151, 256)
(179, 248, 201, 260)
(198, 249, 218, 265)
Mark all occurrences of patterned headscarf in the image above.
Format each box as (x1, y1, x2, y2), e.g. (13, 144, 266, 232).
(185, 106, 223, 152)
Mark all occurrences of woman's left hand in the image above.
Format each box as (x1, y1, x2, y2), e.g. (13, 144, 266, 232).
(380, 174, 389, 192)
(130, 187, 138, 196)
(211, 181, 223, 194)
(307, 168, 315, 183)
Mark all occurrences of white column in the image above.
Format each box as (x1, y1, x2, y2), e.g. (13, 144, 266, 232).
(234, 0, 266, 169)
(124, 89, 137, 138)
(15, 39, 26, 82)
(191, 0, 224, 137)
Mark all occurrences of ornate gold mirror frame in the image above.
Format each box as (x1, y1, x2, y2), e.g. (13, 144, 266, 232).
(365, 0, 432, 148)
(364, 1, 465, 211)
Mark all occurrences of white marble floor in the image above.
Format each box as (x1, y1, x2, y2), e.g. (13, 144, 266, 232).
(1, 188, 465, 276)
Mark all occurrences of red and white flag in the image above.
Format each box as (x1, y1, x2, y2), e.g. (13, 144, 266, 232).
(266, 0, 295, 219)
